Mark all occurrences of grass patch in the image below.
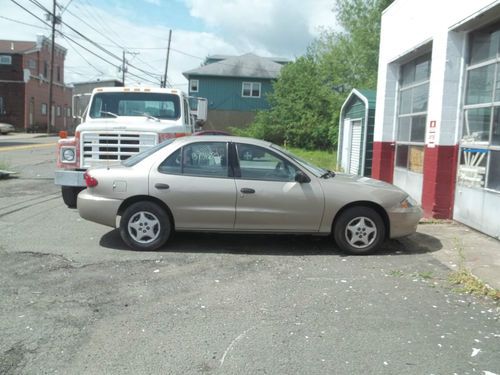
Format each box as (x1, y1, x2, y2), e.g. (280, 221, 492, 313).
(286, 147, 337, 171)
(449, 269, 500, 300)
(0, 160, 11, 170)
(389, 269, 404, 277)
(448, 238, 500, 300)
(418, 271, 433, 280)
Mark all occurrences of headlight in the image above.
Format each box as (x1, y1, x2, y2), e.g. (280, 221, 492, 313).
(61, 147, 76, 162)
(400, 196, 418, 209)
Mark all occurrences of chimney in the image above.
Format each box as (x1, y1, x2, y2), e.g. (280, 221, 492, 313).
(10, 42, 14, 50)
(36, 34, 44, 48)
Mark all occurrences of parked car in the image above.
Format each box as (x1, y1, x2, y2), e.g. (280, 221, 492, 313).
(78, 136, 422, 254)
(192, 129, 231, 136)
(0, 123, 15, 134)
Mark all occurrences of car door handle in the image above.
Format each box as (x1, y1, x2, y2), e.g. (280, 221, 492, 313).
(240, 188, 255, 194)
(155, 183, 170, 190)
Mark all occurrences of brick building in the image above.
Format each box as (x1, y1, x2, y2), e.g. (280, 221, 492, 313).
(0, 35, 72, 132)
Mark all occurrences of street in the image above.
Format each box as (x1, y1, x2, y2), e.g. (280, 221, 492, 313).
(0, 135, 499, 375)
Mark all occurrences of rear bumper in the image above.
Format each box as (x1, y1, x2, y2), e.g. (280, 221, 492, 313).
(388, 207, 423, 238)
(55, 170, 85, 187)
(78, 190, 122, 228)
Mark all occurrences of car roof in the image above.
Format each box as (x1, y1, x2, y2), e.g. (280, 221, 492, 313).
(175, 135, 273, 148)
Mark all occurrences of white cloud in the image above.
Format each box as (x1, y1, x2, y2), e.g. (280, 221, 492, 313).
(1, 0, 337, 89)
(185, 0, 337, 57)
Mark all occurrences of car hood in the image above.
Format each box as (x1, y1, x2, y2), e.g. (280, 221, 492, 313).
(319, 173, 409, 208)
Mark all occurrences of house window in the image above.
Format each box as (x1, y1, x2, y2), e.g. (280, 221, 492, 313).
(28, 59, 36, 70)
(66, 107, 71, 118)
(395, 53, 431, 173)
(0, 55, 12, 65)
(57, 106, 61, 117)
(459, 22, 500, 191)
(190, 79, 199, 93)
(41, 103, 47, 115)
(57, 66, 61, 82)
(43, 61, 48, 79)
(0, 97, 5, 115)
(242, 82, 261, 98)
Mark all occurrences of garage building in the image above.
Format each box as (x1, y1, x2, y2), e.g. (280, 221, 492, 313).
(373, 0, 500, 239)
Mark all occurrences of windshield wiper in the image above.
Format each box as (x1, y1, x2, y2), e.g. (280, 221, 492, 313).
(100, 111, 118, 118)
(320, 169, 336, 179)
(132, 111, 160, 122)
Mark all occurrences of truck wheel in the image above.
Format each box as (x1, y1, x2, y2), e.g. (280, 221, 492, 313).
(61, 186, 84, 208)
(119, 201, 171, 251)
(333, 206, 385, 255)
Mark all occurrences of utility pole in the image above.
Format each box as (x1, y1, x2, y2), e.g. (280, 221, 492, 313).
(162, 29, 172, 88)
(122, 50, 126, 86)
(47, 0, 57, 134)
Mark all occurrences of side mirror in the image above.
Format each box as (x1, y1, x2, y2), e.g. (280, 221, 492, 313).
(295, 171, 310, 183)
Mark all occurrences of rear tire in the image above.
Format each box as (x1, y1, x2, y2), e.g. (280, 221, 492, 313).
(61, 186, 84, 208)
(119, 201, 171, 251)
(333, 206, 385, 255)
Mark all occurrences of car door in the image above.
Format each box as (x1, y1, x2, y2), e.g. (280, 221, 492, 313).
(149, 141, 237, 230)
(233, 143, 325, 232)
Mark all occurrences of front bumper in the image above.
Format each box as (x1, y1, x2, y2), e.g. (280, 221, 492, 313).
(54, 170, 85, 187)
(388, 206, 423, 238)
(78, 190, 122, 228)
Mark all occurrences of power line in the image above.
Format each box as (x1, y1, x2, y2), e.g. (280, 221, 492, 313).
(0, 15, 49, 30)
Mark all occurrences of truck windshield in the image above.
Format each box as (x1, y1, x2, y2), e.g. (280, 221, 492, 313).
(89, 92, 181, 120)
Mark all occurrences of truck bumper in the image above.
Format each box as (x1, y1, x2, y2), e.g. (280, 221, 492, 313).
(54, 170, 85, 187)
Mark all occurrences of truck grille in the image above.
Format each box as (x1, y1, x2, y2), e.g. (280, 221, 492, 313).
(81, 132, 157, 168)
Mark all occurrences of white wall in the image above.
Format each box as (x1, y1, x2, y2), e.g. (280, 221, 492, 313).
(374, 0, 499, 144)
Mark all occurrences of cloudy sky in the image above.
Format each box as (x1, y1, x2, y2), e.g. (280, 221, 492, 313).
(2, 0, 336, 89)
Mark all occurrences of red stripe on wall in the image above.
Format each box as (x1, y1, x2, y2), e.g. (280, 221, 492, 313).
(421, 145, 459, 219)
(371, 141, 395, 183)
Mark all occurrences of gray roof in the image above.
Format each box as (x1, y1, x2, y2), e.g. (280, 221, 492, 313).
(183, 53, 286, 80)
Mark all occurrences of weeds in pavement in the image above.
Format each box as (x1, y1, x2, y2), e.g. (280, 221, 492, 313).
(449, 238, 500, 301)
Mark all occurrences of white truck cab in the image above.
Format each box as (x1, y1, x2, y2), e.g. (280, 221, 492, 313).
(55, 86, 207, 208)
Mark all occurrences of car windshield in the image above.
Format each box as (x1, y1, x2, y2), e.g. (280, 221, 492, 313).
(122, 139, 176, 167)
(89, 92, 181, 120)
(271, 144, 327, 177)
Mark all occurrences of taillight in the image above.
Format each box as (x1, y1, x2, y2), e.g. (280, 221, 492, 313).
(83, 171, 98, 187)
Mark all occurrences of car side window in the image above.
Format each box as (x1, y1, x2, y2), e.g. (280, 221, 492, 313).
(159, 142, 228, 177)
(236, 143, 298, 182)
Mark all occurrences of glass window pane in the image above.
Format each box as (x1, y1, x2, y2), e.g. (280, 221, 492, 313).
(412, 83, 429, 113)
(458, 148, 487, 188)
(465, 65, 495, 105)
(242, 83, 251, 97)
(182, 142, 228, 177)
(493, 107, 500, 146)
(408, 146, 424, 173)
(414, 56, 431, 83)
(399, 89, 412, 115)
(470, 28, 500, 65)
(159, 148, 181, 174)
(411, 115, 426, 142)
(237, 144, 296, 181)
(462, 108, 491, 144)
(487, 150, 500, 191)
(397, 117, 411, 141)
(396, 144, 409, 168)
(251, 83, 260, 97)
(495, 63, 500, 102)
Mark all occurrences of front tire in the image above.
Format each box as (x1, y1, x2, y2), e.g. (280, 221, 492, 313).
(119, 201, 171, 251)
(333, 206, 385, 255)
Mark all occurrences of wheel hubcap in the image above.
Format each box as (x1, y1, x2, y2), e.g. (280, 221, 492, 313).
(127, 211, 160, 244)
(345, 216, 377, 249)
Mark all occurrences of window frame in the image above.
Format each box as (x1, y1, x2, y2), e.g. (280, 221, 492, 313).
(0, 55, 12, 65)
(41, 103, 47, 115)
(241, 82, 261, 98)
(395, 53, 431, 173)
(459, 23, 500, 193)
(189, 79, 199, 93)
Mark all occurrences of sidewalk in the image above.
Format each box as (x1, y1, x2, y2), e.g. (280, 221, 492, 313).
(418, 222, 500, 291)
(0, 132, 55, 140)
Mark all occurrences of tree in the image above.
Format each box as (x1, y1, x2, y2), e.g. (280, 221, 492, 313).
(236, 0, 393, 150)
